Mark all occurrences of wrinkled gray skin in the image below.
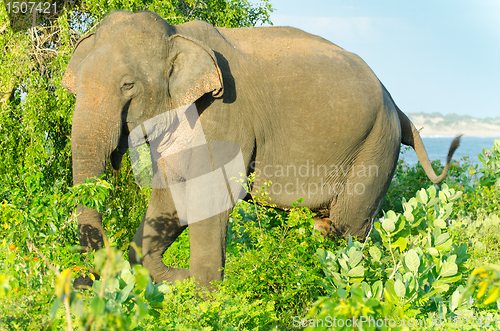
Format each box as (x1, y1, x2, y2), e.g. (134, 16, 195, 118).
(62, 11, 460, 289)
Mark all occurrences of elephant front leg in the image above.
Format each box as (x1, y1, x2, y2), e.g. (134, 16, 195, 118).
(129, 188, 190, 284)
(188, 210, 231, 290)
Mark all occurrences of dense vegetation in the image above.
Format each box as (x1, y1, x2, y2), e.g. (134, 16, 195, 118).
(1, 1, 500, 330)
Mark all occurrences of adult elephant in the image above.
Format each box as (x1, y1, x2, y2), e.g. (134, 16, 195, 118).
(62, 10, 460, 289)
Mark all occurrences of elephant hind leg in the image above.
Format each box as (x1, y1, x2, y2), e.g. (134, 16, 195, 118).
(328, 103, 400, 240)
(328, 177, 384, 240)
(327, 156, 396, 240)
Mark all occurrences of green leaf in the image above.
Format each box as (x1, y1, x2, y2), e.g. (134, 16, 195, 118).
(428, 184, 436, 198)
(374, 222, 387, 240)
(386, 210, 398, 220)
(394, 279, 406, 298)
(361, 282, 372, 297)
(7, 252, 14, 265)
(339, 258, 348, 272)
(447, 254, 457, 264)
(144, 279, 155, 301)
(134, 265, 150, 291)
(118, 282, 134, 303)
(440, 262, 458, 277)
(405, 249, 420, 272)
(49, 298, 60, 320)
(440, 274, 462, 283)
(90, 296, 105, 315)
(347, 235, 353, 248)
(404, 209, 414, 223)
(435, 233, 450, 246)
(382, 218, 395, 233)
(369, 246, 382, 262)
(391, 237, 408, 253)
(457, 243, 469, 258)
(432, 280, 450, 293)
(427, 247, 439, 257)
(384, 280, 397, 303)
(372, 280, 383, 300)
(347, 265, 365, 278)
(418, 189, 428, 204)
(450, 288, 462, 312)
(434, 218, 447, 229)
(157, 283, 171, 294)
(347, 248, 363, 268)
(436, 239, 453, 252)
(317, 248, 326, 262)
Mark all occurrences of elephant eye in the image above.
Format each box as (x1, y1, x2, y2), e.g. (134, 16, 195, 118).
(121, 82, 134, 91)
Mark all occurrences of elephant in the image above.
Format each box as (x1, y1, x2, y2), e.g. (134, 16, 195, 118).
(62, 10, 460, 289)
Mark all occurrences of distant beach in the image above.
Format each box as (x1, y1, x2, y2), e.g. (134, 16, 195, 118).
(401, 136, 500, 165)
(408, 113, 500, 138)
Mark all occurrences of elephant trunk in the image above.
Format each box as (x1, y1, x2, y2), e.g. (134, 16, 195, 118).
(71, 97, 123, 252)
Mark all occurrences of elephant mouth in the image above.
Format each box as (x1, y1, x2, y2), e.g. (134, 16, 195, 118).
(110, 125, 131, 170)
(110, 149, 124, 170)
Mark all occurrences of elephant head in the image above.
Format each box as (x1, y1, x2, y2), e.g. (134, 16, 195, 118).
(62, 11, 224, 252)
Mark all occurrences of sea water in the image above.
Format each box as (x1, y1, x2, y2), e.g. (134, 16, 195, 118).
(400, 137, 500, 166)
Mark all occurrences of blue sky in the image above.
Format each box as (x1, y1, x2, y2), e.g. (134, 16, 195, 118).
(260, 0, 500, 118)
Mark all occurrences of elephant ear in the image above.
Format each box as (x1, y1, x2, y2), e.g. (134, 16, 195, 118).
(62, 33, 95, 95)
(166, 34, 224, 109)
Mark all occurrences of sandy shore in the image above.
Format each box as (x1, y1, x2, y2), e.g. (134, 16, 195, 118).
(418, 128, 500, 138)
(408, 115, 500, 138)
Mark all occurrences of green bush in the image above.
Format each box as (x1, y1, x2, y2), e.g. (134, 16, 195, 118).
(449, 214, 500, 269)
(305, 185, 470, 327)
(380, 157, 471, 217)
(476, 140, 500, 187)
(2, 172, 500, 330)
(220, 174, 340, 327)
(153, 279, 278, 330)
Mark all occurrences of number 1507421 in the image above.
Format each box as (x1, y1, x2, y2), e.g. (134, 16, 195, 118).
(6, 2, 57, 15)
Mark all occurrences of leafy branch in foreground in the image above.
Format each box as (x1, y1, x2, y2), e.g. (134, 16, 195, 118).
(306, 185, 479, 329)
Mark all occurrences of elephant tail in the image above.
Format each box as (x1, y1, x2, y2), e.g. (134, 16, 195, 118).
(380, 82, 461, 184)
(397, 108, 461, 184)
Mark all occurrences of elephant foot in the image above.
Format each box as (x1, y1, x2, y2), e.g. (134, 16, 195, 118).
(143, 255, 190, 284)
(313, 217, 330, 237)
(73, 272, 100, 290)
(162, 267, 190, 284)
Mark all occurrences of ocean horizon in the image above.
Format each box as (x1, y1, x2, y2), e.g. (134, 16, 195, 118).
(400, 136, 500, 165)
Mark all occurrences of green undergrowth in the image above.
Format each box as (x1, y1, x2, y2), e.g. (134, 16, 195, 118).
(1, 140, 499, 329)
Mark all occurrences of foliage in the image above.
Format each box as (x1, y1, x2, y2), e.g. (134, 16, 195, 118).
(0, 0, 273, 250)
(1, 163, 500, 329)
(305, 137, 500, 330)
(222, 173, 340, 327)
(2, 0, 500, 328)
(380, 155, 475, 218)
(449, 214, 500, 269)
(453, 140, 500, 218)
(82, 0, 273, 27)
(152, 279, 278, 330)
(0, 177, 110, 329)
(307, 185, 470, 326)
(50, 243, 167, 331)
(475, 139, 500, 187)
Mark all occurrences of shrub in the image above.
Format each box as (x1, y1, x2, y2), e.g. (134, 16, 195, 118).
(449, 214, 500, 269)
(476, 139, 500, 187)
(305, 185, 474, 328)
(222, 174, 340, 327)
